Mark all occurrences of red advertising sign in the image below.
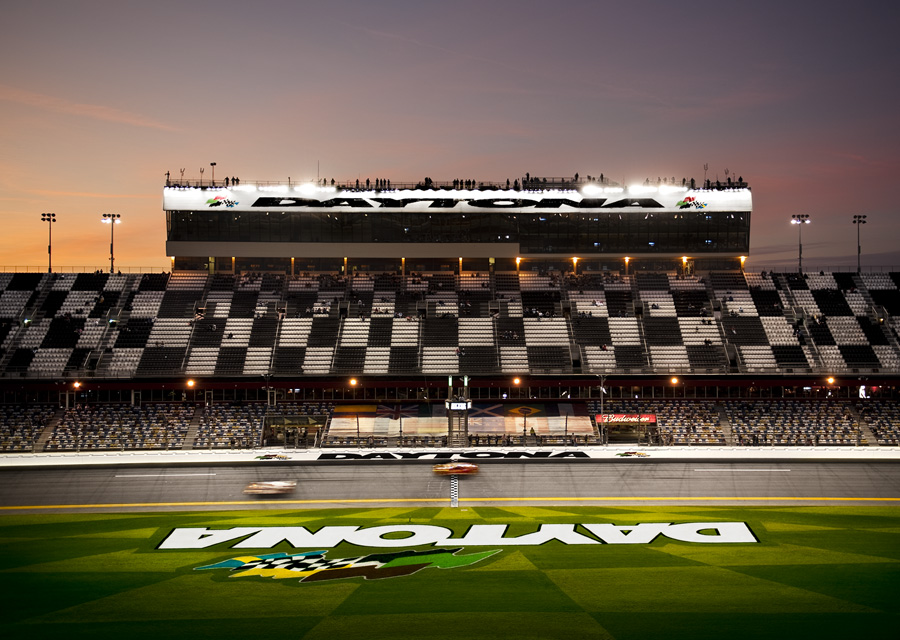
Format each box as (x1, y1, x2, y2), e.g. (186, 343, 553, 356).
(596, 414, 657, 424)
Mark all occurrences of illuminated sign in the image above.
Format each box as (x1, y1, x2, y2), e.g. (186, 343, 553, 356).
(164, 187, 751, 214)
(596, 414, 657, 424)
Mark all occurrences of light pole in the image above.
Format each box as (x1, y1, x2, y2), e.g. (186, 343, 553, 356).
(210, 162, 216, 186)
(852, 215, 867, 274)
(41, 213, 56, 273)
(790, 214, 810, 273)
(101, 213, 121, 274)
(598, 374, 607, 446)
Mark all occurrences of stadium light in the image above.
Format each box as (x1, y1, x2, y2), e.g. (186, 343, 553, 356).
(790, 214, 810, 274)
(349, 378, 358, 386)
(186, 379, 195, 388)
(73, 381, 81, 389)
(572, 257, 578, 275)
(671, 377, 679, 385)
(826, 376, 835, 385)
(101, 213, 122, 274)
(624, 256, 630, 275)
(516, 257, 521, 272)
(41, 213, 56, 273)
(852, 215, 867, 274)
(740, 256, 747, 271)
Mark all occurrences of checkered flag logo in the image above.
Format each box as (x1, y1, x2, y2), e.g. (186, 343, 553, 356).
(195, 547, 500, 583)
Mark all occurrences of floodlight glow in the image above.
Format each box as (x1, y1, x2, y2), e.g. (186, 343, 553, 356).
(628, 185, 658, 194)
(232, 184, 257, 192)
(659, 185, 688, 194)
(260, 185, 289, 193)
(581, 184, 602, 196)
(295, 183, 317, 195)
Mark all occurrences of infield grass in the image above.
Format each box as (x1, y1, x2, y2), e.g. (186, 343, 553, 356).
(0, 506, 898, 639)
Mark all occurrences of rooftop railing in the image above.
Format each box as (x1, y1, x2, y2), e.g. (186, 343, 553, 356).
(0, 266, 168, 273)
(163, 176, 751, 192)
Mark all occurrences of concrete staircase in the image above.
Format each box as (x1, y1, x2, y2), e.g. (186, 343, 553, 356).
(180, 405, 204, 450)
(715, 403, 735, 446)
(846, 404, 879, 446)
(34, 406, 66, 452)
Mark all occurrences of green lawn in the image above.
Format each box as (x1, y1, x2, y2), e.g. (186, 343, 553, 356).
(1, 506, 898, 639)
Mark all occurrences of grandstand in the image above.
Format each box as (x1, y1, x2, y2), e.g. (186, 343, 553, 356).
(1, 174, 899, 451)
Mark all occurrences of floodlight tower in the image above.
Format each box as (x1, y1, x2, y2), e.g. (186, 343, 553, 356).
(101, 213, 122, 273)
(41, 213, 56, 273)
(852, 215, 867, 274)
(791, 214, 810, 273)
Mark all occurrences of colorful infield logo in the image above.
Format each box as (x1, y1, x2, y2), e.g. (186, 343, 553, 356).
(206, 195, 238, 208)
(195, 547, 500, 584)
(677, 196, 707, 209)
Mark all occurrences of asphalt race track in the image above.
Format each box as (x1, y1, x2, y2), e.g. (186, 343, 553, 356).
(1, 461, 899, 512)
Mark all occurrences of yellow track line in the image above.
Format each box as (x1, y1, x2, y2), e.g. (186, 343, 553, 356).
(2, 496, 899, 510)
(461, 496, 900, 502)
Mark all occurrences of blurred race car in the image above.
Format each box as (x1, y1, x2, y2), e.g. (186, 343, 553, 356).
(432, 462, 479, 475)
(243, 480, 297, 495)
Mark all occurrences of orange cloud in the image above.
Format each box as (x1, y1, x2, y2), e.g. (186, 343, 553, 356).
(0, 83, 179, 132)
(24, 190, 158, 199)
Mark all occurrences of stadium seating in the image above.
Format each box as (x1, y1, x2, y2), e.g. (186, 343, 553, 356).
(0, 269, 897, 451)
(0, 404, 55, 452)
(44, 403, 193, 451)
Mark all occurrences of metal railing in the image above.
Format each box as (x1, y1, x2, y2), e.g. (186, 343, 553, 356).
(0, 266, 168, 273)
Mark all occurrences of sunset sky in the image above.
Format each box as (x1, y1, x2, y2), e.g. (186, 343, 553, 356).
(1, 0, 897, 272)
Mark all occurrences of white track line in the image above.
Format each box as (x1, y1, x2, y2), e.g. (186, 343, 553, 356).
(115, 473, 217, 478)
(694, 469, 790, 472)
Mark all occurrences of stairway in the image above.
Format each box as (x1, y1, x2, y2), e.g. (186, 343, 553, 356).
(34, 406, 66, 452)
(846, 404, 879, 447)
(715, 403, 735, 446)
(180, 405, 204, 450)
